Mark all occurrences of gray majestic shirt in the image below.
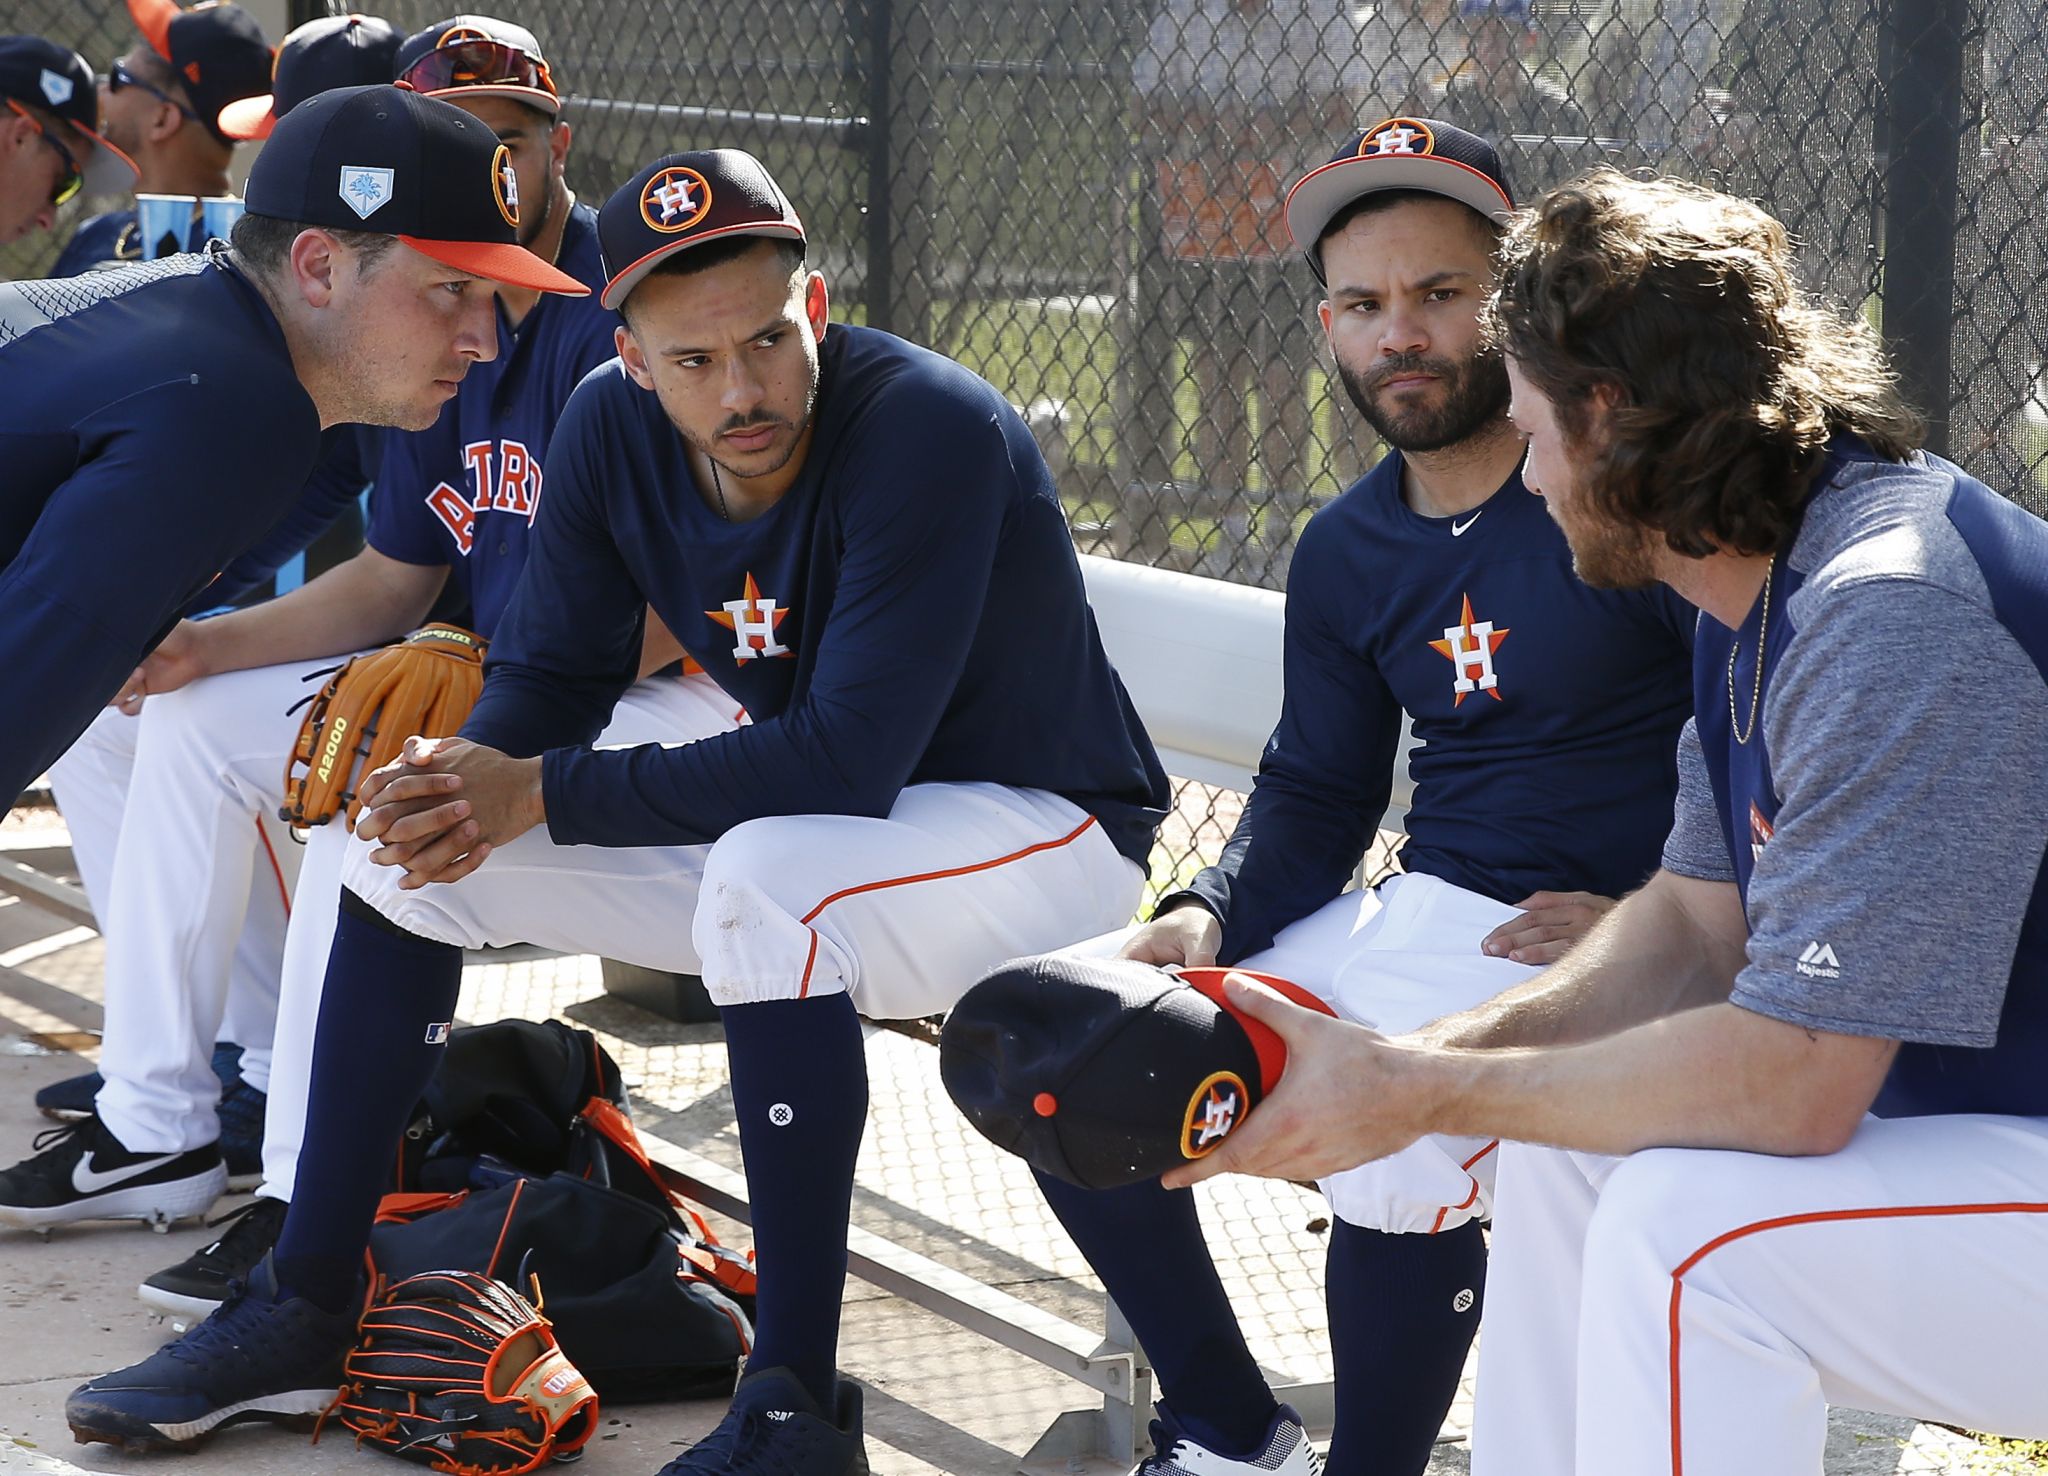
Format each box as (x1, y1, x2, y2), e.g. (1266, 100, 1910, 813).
(1663, 444, 2048, 1093)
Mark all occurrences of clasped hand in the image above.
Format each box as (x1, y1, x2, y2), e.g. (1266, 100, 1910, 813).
(355, 736, 543, 889)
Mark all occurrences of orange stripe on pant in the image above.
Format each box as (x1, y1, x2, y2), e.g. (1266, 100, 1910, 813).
(1429, 1139, 1501, 1235)
(790, 814, 1103, 1000)
(1665, 1199, 2048, 1475)
(254, 814, 291, 917)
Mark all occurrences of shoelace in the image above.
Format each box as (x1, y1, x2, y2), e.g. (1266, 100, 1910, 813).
(195, 1195, 287, 1264)
(162, 1278, 321, 1372)
(726, 1409, 818, 1476)
(1133, 1420, 1324, 1476)
(667, 1406, 816, 1475)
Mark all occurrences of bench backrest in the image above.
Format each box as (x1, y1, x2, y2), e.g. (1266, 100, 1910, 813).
(1079, 554, 1415, 829)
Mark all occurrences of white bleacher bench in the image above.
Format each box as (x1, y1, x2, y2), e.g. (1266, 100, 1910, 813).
(0, 554, 1418, 1470)
(1078, 553, 1418, 827)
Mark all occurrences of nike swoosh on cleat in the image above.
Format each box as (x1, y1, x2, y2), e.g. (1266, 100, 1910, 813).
(72, 1153, 183, 1195)
(1451, 513, 1482, 536)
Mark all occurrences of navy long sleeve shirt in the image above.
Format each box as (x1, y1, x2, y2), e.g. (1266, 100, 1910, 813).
(1173, 452, 1697, 963)
(0, 250, 320, 807)
(462, 324, 1169, 867)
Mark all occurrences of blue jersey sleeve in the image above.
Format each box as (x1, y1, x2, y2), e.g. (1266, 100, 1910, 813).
(1174, 514, 1404, 962)
(190, 425, 374, 610)
(459, 385, 647, 756)
(507, 387, 1013, 849)
(0, 380, 317, 806)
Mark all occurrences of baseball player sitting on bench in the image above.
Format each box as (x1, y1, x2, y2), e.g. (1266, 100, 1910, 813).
(1174, 169, 2048, 1476)
(0, 82, 585, 829)
(11, 9, 407, 1231)
(1046, 120, 1698, 1476)
(66, 146, 1170, 1470)
(0, 10, 662, 1300)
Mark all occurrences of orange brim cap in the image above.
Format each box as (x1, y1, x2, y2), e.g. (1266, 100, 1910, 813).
(217, 92, 275, 140)
(400, 235, 590, 296)
(126, 0, 180, 61)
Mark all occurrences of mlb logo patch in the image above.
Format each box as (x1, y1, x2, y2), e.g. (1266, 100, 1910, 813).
(339, 165, 396, 220)
(38, 69, 74, 108)
(424, 1022, 452, 1045)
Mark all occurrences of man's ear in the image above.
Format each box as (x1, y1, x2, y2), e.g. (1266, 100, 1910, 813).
(549, 118, 571, 177)
(803, 270, 828, 339)
(285, 228, 341, 308)
(616, 322, 656, 391)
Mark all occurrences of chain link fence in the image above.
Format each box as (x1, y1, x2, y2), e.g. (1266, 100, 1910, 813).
(6, 0, 2044, 923)
(1, 4, 2044, 1446)
(8, 0, 2047, 907)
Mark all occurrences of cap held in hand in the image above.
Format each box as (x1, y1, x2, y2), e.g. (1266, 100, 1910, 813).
(939, 954, 1334, 1190)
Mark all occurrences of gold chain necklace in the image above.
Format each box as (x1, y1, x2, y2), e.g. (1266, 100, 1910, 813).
(709, 459, 731, 521)
(1726, 564, 1773, 745)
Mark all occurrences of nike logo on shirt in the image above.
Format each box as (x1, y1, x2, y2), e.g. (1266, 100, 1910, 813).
(72, 1151, 178, 1195)
(1451, 512, 1483, 536)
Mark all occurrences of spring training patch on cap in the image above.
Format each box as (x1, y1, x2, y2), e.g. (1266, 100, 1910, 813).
(641, 165, 712, 234)
(39, 68, 74, 106)
(1359, 117, 1438, 157)
(492, 144, 519, 228)
(339, 164, 394, 219)
(1181, 1070, 1249, 1159)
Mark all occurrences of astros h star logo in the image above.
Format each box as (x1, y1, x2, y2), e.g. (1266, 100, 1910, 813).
(1428, 593, 1510, 705)
(1360, 116, 1437, 158)
(708, 572, 794, 663)
(1180, 1071, 1248, 1159)
(641, 165, 713, 234)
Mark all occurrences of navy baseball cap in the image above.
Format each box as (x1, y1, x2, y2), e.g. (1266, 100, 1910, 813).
(218, 13, 401, 141)
(243, 84, 585, 295)
(939, 955, 1334, 1190)
(394, 15, 560, 117)
(126, 0, 275, 147)
(0, 35, 136, 175)
(598, 148, 805, 310)
(1284, 117, 1516, 284)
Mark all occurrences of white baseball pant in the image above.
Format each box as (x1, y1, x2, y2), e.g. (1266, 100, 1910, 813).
(1471, 1115, 2048, 1476)
(1078, 871, 1540, 1233)
(45, 672, 306, 1151)
(330, 667, 1142, 1020)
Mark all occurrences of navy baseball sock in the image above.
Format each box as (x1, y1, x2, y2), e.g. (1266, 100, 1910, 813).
(722, 993, 867, 1409)
(272, 890, 463, 1315)
(1322, 1218, 1487, 1476)
(1035, 1170, 1274, 1457)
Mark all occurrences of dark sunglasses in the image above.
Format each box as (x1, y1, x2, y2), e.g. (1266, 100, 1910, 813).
(6, 99, 82, 206)
(108, 59, 201, 123)
(397, 39, 557, 100)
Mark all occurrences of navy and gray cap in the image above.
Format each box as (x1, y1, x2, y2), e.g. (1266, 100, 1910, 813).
(598, 148, 805, 311)
(1285, 116, 1516, 284)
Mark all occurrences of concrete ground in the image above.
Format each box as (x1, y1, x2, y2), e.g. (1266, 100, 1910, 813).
(0, 811, 2036, 1476)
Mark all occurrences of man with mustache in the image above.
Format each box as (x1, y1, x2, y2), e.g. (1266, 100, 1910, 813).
(1039, 119, 1696, 1475)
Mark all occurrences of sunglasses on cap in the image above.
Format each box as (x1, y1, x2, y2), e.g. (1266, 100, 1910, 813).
(396, 39, 557, 100)
(5, 98, 83, 206)
(108, 59, 202, 124)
